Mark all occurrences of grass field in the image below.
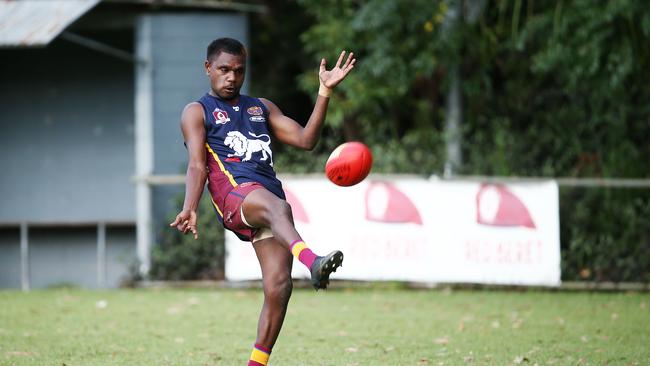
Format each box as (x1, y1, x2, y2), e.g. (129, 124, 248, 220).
(1, 287, 649, 366)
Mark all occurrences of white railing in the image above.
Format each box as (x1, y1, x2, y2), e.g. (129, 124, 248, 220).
(0, 220, 135, 291)
(133, 174, 650, 188)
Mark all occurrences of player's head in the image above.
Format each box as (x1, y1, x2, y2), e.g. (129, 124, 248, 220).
(207, 37, 246, 61)
(205, 38, 247, 100)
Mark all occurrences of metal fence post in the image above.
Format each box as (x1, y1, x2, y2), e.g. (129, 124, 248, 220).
(20, 222, 29, 291)
(97, 222, 106, 288)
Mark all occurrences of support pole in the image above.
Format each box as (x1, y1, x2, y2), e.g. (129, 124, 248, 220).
(441, 0, 463, 177)
(444, 64, 462, 177)
(135, 15, 154, 277)
(97, 222, 107, 288)
(20, 222, 29, 291)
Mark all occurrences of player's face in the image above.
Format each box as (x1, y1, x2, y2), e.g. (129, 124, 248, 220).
(206, 52, 246, 100)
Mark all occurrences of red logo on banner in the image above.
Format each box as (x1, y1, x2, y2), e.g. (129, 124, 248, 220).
(476, 184, 536, 229)
(365, 181, 422, 225)
(284, 187, 310, 223)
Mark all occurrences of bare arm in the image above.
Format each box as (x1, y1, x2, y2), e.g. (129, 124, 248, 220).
(169, 102, 207, 239)
(264, 51, 356, 150)
(261, 97, 328, 150)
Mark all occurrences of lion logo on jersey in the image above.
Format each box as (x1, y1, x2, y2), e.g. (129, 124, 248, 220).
(224, 131, 274, 166)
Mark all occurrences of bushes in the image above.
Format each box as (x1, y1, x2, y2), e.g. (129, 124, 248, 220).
(561, 188, 650, 282)
(292, 0, 650, 283)
(149, 193, 225, 281)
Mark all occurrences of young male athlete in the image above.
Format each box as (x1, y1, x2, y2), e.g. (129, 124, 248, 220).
(169, 38, 355, 366)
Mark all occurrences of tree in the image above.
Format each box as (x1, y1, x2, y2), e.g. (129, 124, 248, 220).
(291, 0, 650, 282)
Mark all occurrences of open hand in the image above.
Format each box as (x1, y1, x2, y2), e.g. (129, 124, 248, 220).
(169, 209, 198, 240)
(319, 51, 356, 89)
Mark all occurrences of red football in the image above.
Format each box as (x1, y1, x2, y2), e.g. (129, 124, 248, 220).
(325, 142, 373, 186)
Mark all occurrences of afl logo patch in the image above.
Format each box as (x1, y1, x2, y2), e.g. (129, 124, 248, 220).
(250, 116, 266, 123)
(212, 108, 230, 125)
(247, 106, 264, 116)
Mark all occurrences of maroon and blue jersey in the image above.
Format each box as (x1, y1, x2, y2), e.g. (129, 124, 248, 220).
(197, 93, 285, 224)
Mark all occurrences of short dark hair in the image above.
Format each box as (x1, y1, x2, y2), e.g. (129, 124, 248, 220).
(207, 37, 246, 61)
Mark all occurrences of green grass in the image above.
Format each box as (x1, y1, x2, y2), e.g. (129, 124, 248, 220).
(1, 288, 649, 365)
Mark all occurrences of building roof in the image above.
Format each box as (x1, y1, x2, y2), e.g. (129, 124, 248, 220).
(105, 0, 265, 13)
(0, 0, 101, 47)
(0, 0, 264, 48)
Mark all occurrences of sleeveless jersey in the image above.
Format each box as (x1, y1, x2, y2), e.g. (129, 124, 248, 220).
(197, 93, 285, 222)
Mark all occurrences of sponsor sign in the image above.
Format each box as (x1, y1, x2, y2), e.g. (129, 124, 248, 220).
(249, 116, 266, 123)
(225, 178, 561, 286)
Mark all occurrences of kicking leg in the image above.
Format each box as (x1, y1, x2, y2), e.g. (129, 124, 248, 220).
(247, 237, 293, 366)
(242, 188, 344, 290)
(242, 188, 300, 246)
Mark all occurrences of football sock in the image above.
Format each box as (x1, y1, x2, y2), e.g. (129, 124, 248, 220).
(289, 240, 318, 269)
(248, 343, 271, 366)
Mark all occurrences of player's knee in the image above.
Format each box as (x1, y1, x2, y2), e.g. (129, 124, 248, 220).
(264, 275, 293, 303)
(267, 199, 292, 223)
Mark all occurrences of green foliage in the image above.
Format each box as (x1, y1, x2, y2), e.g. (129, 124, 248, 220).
(288, 0, 650, 282)
(462, 0, 650, 178)
(150, 193, 225, 281)
(561, 188, 650, 282)
(294, 0, 449, 173)
(293, 0, 650, 175)
(459, 0, 650, 282)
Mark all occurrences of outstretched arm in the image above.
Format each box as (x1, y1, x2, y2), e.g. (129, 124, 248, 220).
(263, 50, 356, 150)
(169, 102, 207, 240)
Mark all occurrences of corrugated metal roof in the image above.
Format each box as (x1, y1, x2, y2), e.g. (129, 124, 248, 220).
(0, 0, 101, 47)
(105, 0, 266, 13)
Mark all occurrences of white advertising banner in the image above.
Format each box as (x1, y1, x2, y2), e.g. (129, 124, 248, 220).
(225, 178, 561, 286)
